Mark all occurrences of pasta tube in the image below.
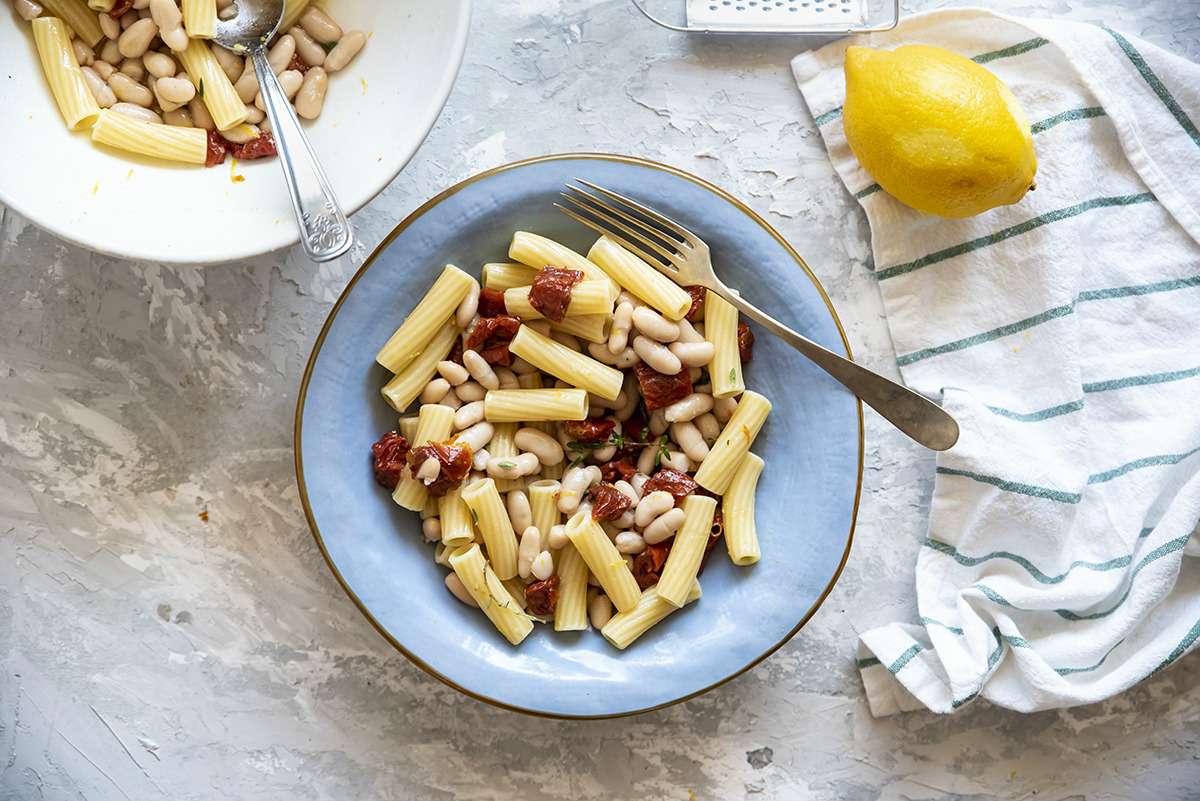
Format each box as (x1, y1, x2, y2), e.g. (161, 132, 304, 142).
(601, 581, 701, 650)
(564, 510, 641, 613)
(705, 290, 745, 399)
(509, 231, 618, 294)
(483, 262, 538, 291)
(553, 543, 589, 632)
(508, 326, 623, 401)
(503, 279, 619, 320)
(460, 478, 519, 581)
(279, 0, 312, 32)
(483, 389, 588, 423)
(693, 390, 772, 494)
(181, 0, 218, 38)
(586, 235, 693, 321)
(448, 545, 533, 645)
(391, 404, 455, 511)
(40, 0, 104, 47)
(487, 422, 521, 493)
(380, 321, 461, 412)
(176, 39, 249, 131)
(376, 264, 476, 374)
(549, 313, 610, 345)
(723, 452, 763, 566)
(438, 487, 476, 548)
(655, 495, 717, 608)
(526, 480, 561, 549)
(91, 111, 207, 164)
(31, 17, 101, 131)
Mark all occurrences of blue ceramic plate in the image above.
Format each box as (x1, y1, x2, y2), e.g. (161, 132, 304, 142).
(295, 154, 863, 718)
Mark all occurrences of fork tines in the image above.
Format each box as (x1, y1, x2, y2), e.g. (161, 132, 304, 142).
(557, 181, 686, 272)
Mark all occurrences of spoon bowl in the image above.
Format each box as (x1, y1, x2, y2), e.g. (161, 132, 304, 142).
(214, 0, 354, 262)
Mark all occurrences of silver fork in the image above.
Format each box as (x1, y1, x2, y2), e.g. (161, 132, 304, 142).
(558, 180, 960, 451)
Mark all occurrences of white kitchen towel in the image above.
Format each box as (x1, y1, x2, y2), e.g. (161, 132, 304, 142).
(792, 9, 1200, 715)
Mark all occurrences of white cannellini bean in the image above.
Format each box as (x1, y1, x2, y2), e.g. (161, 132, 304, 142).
(148, 0, 186, 51)
(419, 378, 451, 405)
(530, 550, 554, 581)
(632, 306, 681, 343)
(109, 100, 162, 123)
(662, 392, 714, 424)
(486, 453, 539, 480)
(557, 465, 598, 513)
(649, 409, 669, 436)
(507, 491, 533, 535)
(629, 472, 650, 499)
(421, 517, 442, 543)
(695, 412, 722, 444)
(636, 445, 659, 476)
(71, 39, 95, 67)
(634, 490, 674, 527)
(675, 318, 705, 343)
(119, 9, 137, 28)
(99, 38, 123, 65)
(437, 393, 462, 411)
(255, 69, 303, 109)
(294, 66, 329, 118)
(80, 66, 117, 108)
(15, 0, 42, 19)
(188, 97, 215, 130)
(242, 104, 265, 125)
(120, 57, 146, 82)
(549, 331, 582, 352)
(455, 422, 494, 453)
(513, 428, 564, 466)
(588, 593, 612, 630)
(218, 123, 262, 143)
(233, 60, 259, 102)
(142, 50, 176, 79)
(324, 29, 366, 72)
(510, 356, 538, 375)
(92, 59, 116, 80)
(436, 360, 469, 386)
(614, 531, 647, 554)
(525, 320, 552, 338)
(632, 335, 682, 375)
(210, 42, 242, 82)
(608, 301, 634, 354)
(298, 5, 343, 44)
(445, 573, 478, 607)
(518, 526, 540, 579)
(98, 9, 121, 38)
(455, 280, 481, 330)
(155, 75, 194, 104)
(613, 480, 638, 506)
(660, 451, 692, 473)
(289, 25, 326, 67)
(495, 367, 520, 390)
(712, 395, 739, 423)
(415, 457, 440, 483)
(454, 380, 486, 403)
(587, 340, 638, 369)
(267, 34, 296, 75)
(669, 340, 715, 368)
(670, 421, 709, 463)
(162, 106, 192, 126)
(453, 400, 486, 430)
(471, 448, 490, 472)
(462, 350, 499, 390)
(643, 507, 687, 544)
(547, 524, 569, 550)
(118, 18, 158, 59)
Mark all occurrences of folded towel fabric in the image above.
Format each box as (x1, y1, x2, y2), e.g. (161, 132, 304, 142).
(792, 8, 1200, 716)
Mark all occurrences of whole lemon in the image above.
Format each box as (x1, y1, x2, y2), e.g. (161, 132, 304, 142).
(842, 44, 1038, 218)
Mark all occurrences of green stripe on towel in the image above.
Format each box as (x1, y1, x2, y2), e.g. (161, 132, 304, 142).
(1083, 363, 1200, 394)
(887, 643, 925, 673)
(924, 537, 1131, 583)
(936, 467, 1083, 504)
(1103, 27, 1200, 148)
(896, 303, 1074, 366)
(877, 194, 1157, 281)
(1056, 535, 1191, 621)
(1031, 106, 1107, 134)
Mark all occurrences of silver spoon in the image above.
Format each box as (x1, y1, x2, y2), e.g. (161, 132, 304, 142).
(214, 0, 353, 262)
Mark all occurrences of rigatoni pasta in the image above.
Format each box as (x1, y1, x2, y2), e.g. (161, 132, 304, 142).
(369, 228, 771, 648)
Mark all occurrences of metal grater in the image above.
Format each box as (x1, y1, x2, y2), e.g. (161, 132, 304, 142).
(632, 0, 898, 33)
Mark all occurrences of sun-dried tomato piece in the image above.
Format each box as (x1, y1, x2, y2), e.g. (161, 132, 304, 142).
(477, 287, 508, 318)
(108, 0, 133, 18)
(465, 314, 521, 366)
(525, 574, 560, 616)
(286, 53, 309, 75)
(528, 266, 583, 323)
(446, 336, 464, 366)
(589, 483, 632, 520)
(683, 285, 707, 321)
(599, 459, 637, 484)
(633, 361, 693, 411)
(642, 467, 698, 506)
(205, 131, 228, 168)
(371, 431, 410, 490)
(229, 132, 278, 160)
(407, 441, 473, 498)
(632, 543, 671, 590)
(566, 416, 616, 445)
(738, 320, 755, 363)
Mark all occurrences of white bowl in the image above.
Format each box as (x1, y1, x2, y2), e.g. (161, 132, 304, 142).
(0, 0, 471, 263)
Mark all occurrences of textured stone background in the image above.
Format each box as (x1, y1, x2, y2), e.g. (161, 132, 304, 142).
(2, 1, 1199, 798)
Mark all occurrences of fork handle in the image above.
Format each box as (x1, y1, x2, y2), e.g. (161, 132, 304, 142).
(713, 285, 959, 451)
